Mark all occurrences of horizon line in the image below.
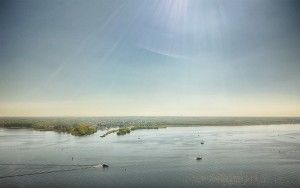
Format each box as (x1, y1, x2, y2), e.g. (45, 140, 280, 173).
(1, 115, 300, 118)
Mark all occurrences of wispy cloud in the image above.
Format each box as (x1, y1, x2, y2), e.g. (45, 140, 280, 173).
(137, 44, 190, 60)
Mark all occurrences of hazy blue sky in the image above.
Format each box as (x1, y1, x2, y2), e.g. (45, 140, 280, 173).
(0, 0, 300, 116)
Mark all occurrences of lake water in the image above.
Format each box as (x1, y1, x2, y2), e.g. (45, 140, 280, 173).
(0, 125, 299, 188)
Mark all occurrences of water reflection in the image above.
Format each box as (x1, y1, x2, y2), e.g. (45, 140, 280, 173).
(0, 125, 299, 188)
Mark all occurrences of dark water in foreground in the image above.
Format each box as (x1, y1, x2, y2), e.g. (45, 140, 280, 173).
(0, 125, 299, 188)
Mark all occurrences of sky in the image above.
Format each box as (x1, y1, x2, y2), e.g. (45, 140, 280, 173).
(0, 0, 300, 116)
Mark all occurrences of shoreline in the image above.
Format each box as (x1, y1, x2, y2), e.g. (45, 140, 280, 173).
(1, 116, 300, 136)
(1, 123, 299, 137)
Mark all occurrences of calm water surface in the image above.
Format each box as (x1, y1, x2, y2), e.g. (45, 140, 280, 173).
(0, 125, 299, 188)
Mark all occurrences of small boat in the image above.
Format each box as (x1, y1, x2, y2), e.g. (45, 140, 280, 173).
(196, 157, 202, 160)
(93, 163, 109, 168)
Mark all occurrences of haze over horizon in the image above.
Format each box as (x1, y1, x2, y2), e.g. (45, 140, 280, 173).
(1, 0, 300, 116)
